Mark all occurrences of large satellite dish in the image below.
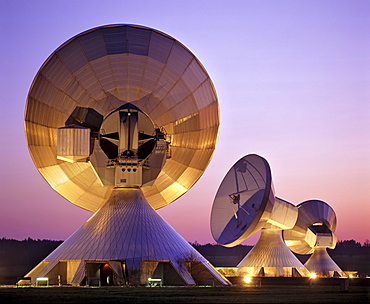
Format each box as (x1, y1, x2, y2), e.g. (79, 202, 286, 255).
(21, 24, 229, 286)
(25, 24, 220, 213)
(283, 200, 346, 277)
(211, 154, 310, 277)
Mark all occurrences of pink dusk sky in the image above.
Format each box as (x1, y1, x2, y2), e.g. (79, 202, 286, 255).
(0, 0, 369, 246)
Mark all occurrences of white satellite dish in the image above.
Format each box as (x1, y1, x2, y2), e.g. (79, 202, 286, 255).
(210, 154, 310, 277)
(283, 200, 346, 277)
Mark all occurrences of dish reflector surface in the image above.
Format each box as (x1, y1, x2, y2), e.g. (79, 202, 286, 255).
(24, 24, 219, 212)
(210, 154, 274, 246)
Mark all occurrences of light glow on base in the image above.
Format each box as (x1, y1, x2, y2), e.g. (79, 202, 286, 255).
(244, 275, 252, 283)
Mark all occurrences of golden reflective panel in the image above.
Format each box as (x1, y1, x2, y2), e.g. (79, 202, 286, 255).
(25, 24, 219, 212)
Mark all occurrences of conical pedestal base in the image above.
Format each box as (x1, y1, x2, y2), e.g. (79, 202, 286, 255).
(305, 247, 346, 277)
(238, 229, 310, 277)
(20, 188, 229, 286)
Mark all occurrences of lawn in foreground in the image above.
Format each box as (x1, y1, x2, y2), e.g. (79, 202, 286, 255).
(0, 285, 369, 303)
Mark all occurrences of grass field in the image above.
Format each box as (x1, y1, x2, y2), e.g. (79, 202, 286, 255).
(0, 285, 369, 303)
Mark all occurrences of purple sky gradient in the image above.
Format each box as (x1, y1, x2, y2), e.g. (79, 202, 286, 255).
(0, 0, 369, 245)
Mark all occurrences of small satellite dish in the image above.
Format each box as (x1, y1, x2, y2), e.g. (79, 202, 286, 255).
(283, 200, 346, 277)
(211, 154, 310, 277)
(210, 154, 275, 247)
(211, 154, 298, 247)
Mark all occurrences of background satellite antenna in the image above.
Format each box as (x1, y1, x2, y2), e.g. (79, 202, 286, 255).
(210, 154, 310, 277)
(283, 200, 346, 277)
(21, 24, 229, 286)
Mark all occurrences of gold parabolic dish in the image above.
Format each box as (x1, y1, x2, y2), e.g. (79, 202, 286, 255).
(25, 24, 219, 212)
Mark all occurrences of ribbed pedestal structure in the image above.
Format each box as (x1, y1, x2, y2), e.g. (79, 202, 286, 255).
(238, 229, 310, 277)
(21, 188, 229, 286)
(305, 247, 346, 277)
